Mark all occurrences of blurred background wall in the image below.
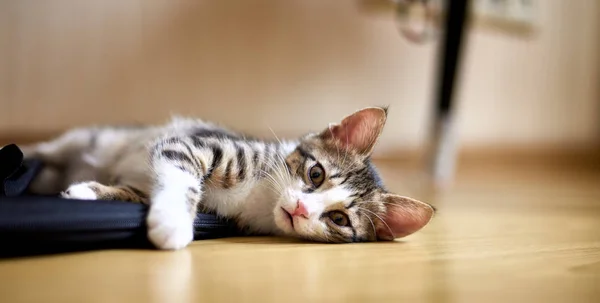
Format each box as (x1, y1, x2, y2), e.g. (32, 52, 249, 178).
(0, 0, 598, 158)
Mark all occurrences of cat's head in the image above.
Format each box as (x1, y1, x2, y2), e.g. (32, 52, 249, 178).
(273, 107, 434, 243)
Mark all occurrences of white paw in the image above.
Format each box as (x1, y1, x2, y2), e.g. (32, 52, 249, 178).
(147, 206, 194, 250)
(61, 182, 98, 200)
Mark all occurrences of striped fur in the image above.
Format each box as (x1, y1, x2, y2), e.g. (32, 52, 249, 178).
(20, 107, 435, 250)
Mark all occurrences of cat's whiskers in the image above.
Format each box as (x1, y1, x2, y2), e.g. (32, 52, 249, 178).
(260, 182, 283, 197)
(259, 169, 284, 193)
(264, 158, 288, 191)
(259, 174, 281, 193)
(259, 146, 292, 197)
(274, 157, 291, 187)
(260, 156, 293, 199)
(356, 206, 394, 238)
(267, 127, 294, 186)
(358, 209, 378, 238)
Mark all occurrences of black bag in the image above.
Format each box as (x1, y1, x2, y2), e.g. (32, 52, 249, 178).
(0, 144, 238, 257)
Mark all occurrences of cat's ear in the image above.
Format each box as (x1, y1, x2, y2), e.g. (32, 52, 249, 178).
(375, 194, 435, 241)
(321, 107, 388, 156)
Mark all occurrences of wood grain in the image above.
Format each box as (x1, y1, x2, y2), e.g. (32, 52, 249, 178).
(0, 160, 598, 302)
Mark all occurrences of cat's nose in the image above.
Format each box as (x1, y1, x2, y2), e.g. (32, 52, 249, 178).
(291, 200, 309, 218)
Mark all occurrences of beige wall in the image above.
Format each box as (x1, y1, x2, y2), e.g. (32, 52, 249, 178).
(458, 0, 600, 146)
(1, 0, 598, 156)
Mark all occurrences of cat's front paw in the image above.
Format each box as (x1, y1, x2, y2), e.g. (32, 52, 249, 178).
(61, 182, 99, 200)
(147, 206, 194, 250)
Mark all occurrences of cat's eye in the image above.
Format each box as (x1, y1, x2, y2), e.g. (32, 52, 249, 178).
(308, 164, 325, 187)
(327, 211, 350, 227)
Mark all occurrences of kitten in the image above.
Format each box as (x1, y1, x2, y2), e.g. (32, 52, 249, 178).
(22, 107, 434, 250)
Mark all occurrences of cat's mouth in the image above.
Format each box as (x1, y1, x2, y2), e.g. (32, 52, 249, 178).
(281, 207, 295, 229)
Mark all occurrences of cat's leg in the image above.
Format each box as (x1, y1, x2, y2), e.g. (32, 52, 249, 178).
(61, 181, 148, 203)
(146, 137, 208, 250)
(21, 128, 95, 165)
(21, 128, 97, 195)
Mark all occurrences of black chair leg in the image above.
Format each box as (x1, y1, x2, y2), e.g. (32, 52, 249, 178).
(429, 0, 470, 185)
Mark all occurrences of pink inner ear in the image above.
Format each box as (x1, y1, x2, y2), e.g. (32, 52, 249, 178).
(376, 195, 434, 241)
(327, 108, 386, 155)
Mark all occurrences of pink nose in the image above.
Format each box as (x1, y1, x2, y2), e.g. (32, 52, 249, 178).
(291, 201, 309, 218)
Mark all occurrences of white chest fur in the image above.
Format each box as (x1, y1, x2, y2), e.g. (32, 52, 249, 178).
(202, 179, 280, 234)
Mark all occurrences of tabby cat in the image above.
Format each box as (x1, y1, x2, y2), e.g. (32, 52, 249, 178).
(22, 107, 434, 250)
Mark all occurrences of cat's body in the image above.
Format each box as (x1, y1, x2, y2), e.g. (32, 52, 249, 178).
(25, 118, 295, 236)
(21, 107, 435, 249)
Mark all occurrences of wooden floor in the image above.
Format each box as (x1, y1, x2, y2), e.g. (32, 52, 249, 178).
(0, 158, 599, 303)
